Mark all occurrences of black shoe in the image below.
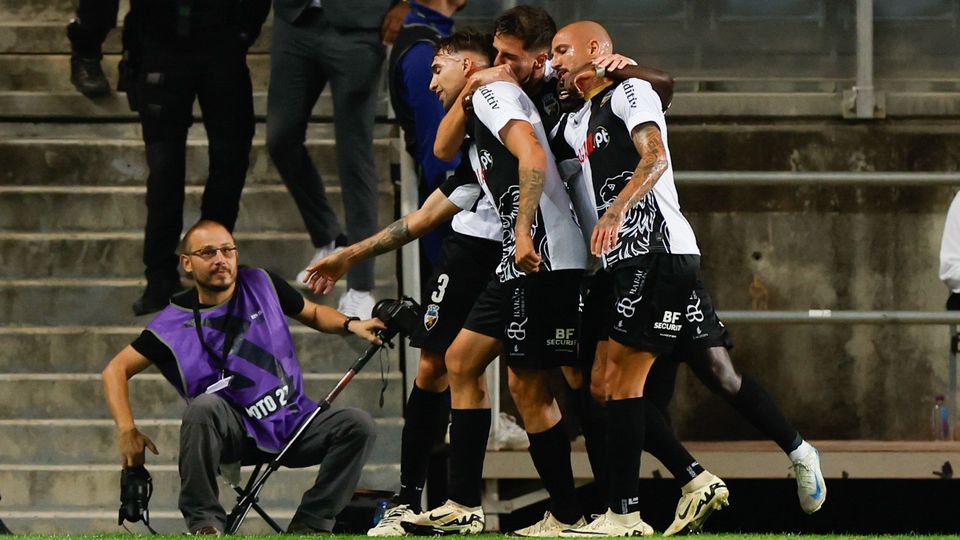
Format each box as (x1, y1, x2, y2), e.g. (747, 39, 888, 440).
(132, 280, 182, 316)
(70, 55, 110, 97)
(286, 521, 331, 535)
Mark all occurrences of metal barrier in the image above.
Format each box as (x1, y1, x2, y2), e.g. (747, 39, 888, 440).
(676, 171, 960, 186)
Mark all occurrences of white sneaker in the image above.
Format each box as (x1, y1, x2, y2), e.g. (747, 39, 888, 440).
(338, 288, 377, 319)
(401, 499, 484, 535)
(488, 412, 530, 451)
(295, 241, 340, 289)
(368, 504, 414, 536)
(509, 511, 586, 537)
(559, 509, 654, 537)
(663, 471, 730, 536)
(792, 446, 826, 514)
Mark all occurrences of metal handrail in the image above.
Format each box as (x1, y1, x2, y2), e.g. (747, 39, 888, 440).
(719, 310, 960, 324)
(675, 171, 960, 186)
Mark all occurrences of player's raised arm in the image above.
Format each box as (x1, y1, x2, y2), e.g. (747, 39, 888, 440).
(592, 121, 668, 256)
(500, 118, 547, 273)
(303, 188, 464, 294)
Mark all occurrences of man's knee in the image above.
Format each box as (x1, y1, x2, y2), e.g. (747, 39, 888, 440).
(338, 407, 377, 446)
(694, 347, 742, 398)
(265, 122, 303, 168)
(182, 393, 226, 425)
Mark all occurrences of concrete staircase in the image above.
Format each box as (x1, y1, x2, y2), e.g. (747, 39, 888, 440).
(0, 3, 404, 534)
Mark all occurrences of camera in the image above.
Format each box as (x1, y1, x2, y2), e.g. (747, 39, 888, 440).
(372, 297, 421, 337)
(118, 466, 155, 532)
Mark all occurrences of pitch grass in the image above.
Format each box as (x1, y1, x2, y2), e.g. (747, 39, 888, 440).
(10, 533, 960, 540)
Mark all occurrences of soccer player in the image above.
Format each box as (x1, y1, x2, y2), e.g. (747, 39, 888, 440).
(551, 21, 826, 536)
(401, 21, 592, 534)
(305, 31, 504, 536)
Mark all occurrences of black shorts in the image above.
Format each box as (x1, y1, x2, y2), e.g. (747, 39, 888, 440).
(607, 254, 700, 355)
(409, 232, 502, 353)
(462, 274, 506, 340)
(672, 281, 734, 357)
(502, 269, 583, 369)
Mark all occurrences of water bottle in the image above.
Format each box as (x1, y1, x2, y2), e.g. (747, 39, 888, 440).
(932, 395, 950, 440)
(372, 500, 389, 525)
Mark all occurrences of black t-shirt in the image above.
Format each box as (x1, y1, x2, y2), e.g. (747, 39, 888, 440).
(130, 269, 305, 394)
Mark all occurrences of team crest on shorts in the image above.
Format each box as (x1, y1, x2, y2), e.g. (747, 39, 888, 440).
(423, 303, 440, 331)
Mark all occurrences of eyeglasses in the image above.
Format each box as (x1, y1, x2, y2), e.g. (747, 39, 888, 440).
(183, 245, 238, 260)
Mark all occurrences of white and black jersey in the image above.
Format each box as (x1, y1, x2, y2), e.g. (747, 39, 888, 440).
(563, 78, 699, 268)
(441, 144, 503, 243)
(467, 81, 587, 282)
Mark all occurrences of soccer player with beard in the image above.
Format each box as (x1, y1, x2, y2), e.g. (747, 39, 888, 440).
(551, 21, 826, 536)
(400, 21, 594, 534)
(304, 31, 505, 536)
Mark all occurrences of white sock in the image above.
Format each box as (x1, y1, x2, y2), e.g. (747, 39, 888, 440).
(788, 440, 815, 461)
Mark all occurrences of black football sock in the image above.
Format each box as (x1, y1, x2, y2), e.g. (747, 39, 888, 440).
(605, 397, 645, 514)
(527, 421, 583, 525)
(732, 373, 802, 453)
(398, 385, 450, 512)
(447, 408, 491, 508)
(581, 390, 608, 497)
(643, 402, 704, 486)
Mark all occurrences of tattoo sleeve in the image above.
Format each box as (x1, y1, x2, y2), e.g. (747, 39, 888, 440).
(516, 166, 545, 236)
(607, 123, 668, 217)
(350, 217, 414, 260)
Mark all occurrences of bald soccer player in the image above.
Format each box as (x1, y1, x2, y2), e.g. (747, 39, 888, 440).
(550, 21, 825, 536)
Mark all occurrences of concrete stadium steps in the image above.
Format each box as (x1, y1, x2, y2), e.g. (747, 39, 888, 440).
(0, 22, 273, 55)
(0, 0, 110, 21)
(0, 120, 393, 141)
(0, 186, 397, 233)
(0, 418, 403, 465)
(0, 91, 390, 120)
(0, 326, 402, 373)
(0, 278, 399, 325)
(0, 231, 402, 280)
(0, 138, 394, 187)
(0, 372, 404, 420)
(0, 54, 279, 92)
(0, 463, 401, 512)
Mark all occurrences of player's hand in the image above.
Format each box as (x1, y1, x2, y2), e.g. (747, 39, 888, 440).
(591, 209, 624, 256)
(515, 234, 541, 273)
(593, 53, 637, 72)
(119, 427, 158, 468)
(462, 64, 517, 112)
(303, 253, 351, 295)
(348, 318, 387, 345)
(380, 1, 411, 45)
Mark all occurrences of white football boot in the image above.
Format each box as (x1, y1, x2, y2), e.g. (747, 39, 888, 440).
(791, 444, 826, 514)
(508, 511, 586, 537)
(663, 471, 730, 536)
(368, 504, 414, 536)
(559, 509, 654, 537)
(400, 499, 484, 535)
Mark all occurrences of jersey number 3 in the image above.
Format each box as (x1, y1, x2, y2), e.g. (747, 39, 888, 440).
(431, 274, 450, 303)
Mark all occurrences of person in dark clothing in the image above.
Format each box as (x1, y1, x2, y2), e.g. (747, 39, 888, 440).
(127, 0, 271, 316)
(267, 0, 411, 319)
(388, 0, 464, 278)
(103, 220, 384, 534)
(67, 0, 121, 96)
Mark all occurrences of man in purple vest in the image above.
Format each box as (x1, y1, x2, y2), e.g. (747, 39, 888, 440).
(102, 220, 386, 535)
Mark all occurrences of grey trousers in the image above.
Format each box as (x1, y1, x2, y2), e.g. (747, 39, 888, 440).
(178, 393, 377, 532)
(266, 10, 384, 291)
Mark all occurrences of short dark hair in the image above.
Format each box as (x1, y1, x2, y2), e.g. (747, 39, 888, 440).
(179, 219, 232, 254)
(493, 5, 557, 52)
(434, 29, 496, 65)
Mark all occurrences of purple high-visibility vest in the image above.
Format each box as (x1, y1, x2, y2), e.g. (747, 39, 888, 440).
(146, 267, 317, 452)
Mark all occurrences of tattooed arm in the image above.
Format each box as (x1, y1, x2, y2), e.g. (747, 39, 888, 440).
(500, 119, 548, 273)
(303, 189, 462, 294)
(591, 122, 668, 256)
